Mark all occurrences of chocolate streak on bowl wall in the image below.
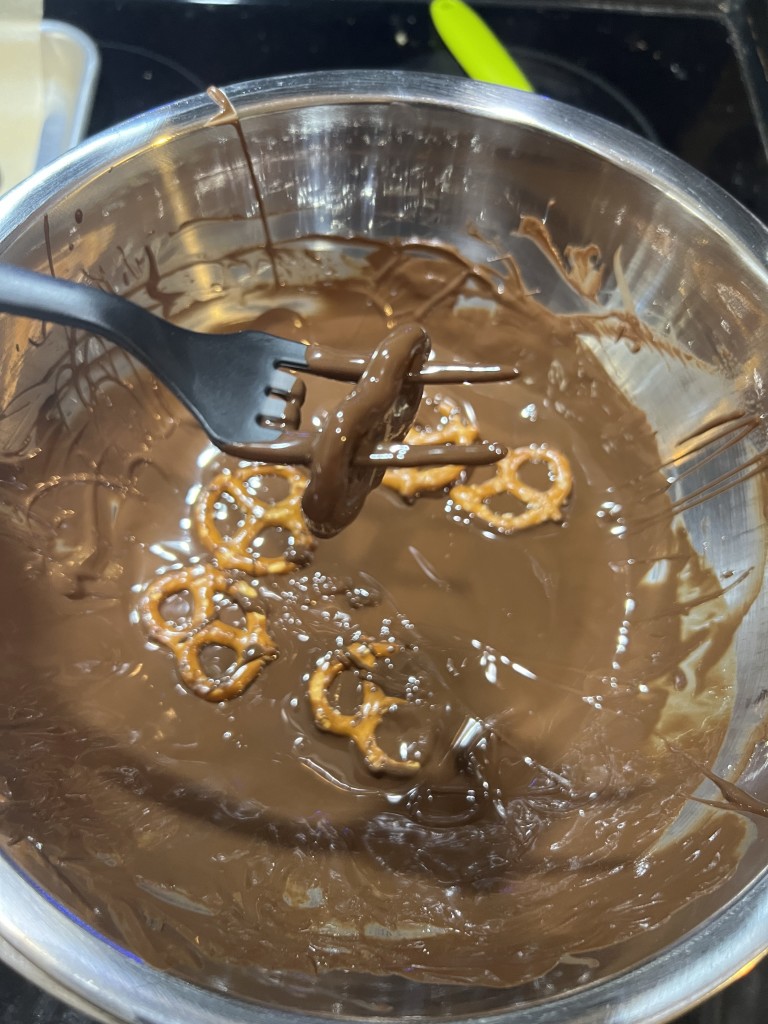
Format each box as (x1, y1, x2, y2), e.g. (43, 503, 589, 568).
(0, 218, 759, 997)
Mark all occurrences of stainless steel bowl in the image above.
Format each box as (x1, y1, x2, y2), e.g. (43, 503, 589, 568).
(0, 70, 767, 1024)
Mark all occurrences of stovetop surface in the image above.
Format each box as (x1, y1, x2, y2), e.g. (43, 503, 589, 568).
(4, 0, 767, 1020)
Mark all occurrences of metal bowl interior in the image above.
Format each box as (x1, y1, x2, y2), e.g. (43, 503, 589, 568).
(0, 71, 767, 1024)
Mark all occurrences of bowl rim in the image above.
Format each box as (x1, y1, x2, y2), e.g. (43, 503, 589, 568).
(0, 69, 766, 1024)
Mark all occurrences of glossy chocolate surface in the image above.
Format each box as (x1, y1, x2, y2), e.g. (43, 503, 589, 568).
(0, 232, 750, 993)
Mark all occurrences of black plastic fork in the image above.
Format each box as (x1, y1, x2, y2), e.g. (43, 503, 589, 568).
(0, 265, 515, 463)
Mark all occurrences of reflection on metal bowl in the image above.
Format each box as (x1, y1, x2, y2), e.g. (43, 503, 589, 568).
(0, 71, 766, 1024)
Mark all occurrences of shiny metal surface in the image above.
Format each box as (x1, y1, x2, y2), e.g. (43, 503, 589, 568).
(0, 70, 767, 1024)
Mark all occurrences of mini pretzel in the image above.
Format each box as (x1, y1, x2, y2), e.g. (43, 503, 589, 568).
(141, 564, 277, 701)
(195, 464, 314, 574)
(383, 397, 479, 497)
(450, 444, 573, 534)
(308, 641, 420, 777)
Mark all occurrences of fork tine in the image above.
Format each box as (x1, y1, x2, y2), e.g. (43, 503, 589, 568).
(298, 341, 518, 383)
(268, 335, 312, 371)
(257, 395, 292, 424)
(268, 368, 302, 398)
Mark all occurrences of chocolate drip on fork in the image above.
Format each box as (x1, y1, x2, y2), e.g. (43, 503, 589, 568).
(221, 323, 514, 537)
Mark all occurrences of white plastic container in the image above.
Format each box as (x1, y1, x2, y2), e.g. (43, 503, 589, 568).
(0, 19, 99, 195)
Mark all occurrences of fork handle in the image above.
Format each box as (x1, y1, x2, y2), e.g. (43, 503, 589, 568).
(0, 265, 192, 397)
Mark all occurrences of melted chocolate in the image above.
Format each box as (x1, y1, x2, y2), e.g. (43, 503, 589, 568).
(302, 324, 429, 537)
(0, 231, 760, 1004)
(226, 325, 508, 536)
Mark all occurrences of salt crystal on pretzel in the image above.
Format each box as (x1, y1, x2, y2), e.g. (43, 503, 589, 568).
(308, 641, 420, 776)
(450, 444, 573, 534)
(195, 463, 315, 574)
(141, 564, 277, 701)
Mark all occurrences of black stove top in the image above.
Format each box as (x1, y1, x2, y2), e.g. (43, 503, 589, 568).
(5, 0, 767, 1020)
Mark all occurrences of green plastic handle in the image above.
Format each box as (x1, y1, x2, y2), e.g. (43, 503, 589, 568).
(429, 0, 535, 93)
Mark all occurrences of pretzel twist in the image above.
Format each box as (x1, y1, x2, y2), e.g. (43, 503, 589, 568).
(450, 444, 573, 534)
(382, 396, 479, 497)
(141, 564, 277, 701)
(195, 464, 314, 574)
(308, 641, 420, 776)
